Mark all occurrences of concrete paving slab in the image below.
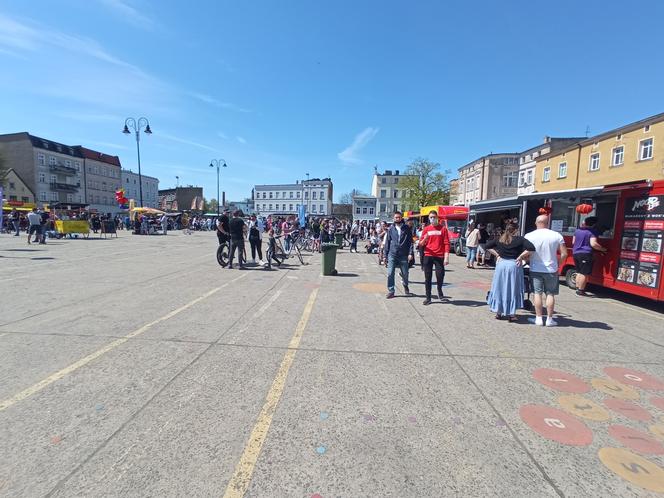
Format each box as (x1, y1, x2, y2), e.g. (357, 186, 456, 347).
(245, 350, 559, 497)
(47, 345, 284, 498)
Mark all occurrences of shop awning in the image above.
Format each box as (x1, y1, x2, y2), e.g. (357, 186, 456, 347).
(518, 187, 604, 201)
(469, 196, 522, 213)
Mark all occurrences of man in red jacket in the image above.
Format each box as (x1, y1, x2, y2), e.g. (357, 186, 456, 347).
(418, 210, 451, 305)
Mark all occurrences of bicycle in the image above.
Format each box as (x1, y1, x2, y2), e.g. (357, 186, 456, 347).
(216, 239, 248, 267)
(275, 234, 305, 265)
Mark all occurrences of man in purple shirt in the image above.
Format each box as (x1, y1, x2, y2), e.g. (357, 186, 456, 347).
(572, 216, 607, 296)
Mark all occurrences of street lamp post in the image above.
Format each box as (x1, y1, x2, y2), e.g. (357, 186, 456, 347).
(122, 117, 152, 207)
(305, 172, 310, 218)
(209, 159, 227, 215)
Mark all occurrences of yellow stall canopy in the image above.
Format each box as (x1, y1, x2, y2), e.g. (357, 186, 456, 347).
(131, 207, 166, 215)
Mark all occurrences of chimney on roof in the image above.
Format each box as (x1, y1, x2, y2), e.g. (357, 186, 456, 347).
(395, 170, 399, 175)
(385, 170, 392, 175)
(543, 136, 551, 144)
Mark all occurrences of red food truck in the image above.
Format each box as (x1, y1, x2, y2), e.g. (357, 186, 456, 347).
(418, 205, 469, 244)
(471, 180, 664, 301)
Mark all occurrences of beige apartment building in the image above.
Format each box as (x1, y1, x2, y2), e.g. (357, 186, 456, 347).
(370, 169, 417, 220)
(457, 153, 520, 206)
(77, 146, 122, 214)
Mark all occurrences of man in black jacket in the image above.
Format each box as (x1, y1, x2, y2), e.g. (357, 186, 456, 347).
(384, 211, 413, 299)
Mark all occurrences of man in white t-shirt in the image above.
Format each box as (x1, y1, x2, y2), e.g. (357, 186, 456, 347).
(525, 215, 568, 327)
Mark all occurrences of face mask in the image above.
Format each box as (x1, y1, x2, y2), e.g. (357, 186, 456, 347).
(429, 217, 437, 224)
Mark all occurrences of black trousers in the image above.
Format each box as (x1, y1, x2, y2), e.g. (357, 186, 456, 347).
(266, 247, 281, 268)
(423, 255, 445, 298)
(229, 238, 245, 267)
(249, 238, 263, 260)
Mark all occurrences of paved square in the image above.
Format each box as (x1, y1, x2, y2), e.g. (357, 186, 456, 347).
(1, 231, 664, 497)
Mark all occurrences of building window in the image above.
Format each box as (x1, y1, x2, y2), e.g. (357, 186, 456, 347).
(320, 204, 324, 212)
(22, 196, 29, 202)
(526, 170, 533, 185)
(67, 194, 73, 202)
(639, 138, 654, 160)
(9, 195, 16, 201)
(644, 125, 651, 133)
(380, 203, 387, 212)
(312, 204, 317, 213)
(612, 146, 624, 166)
(38, 153, 45, 165)
(49, 156, 56, 165)
(296, 191, 301, 199)
(269, 192, 273, 199)
(589, 153, 600, 171)
(51, 192, 58, 201)
(269, 204, 272, 210)
(356, 207, 361, 214)
(393, 190, 398, 198)
(50, 175, 57, 184)
(369, 207, 374, 215)
(519, 172, 526, 186)
(282, 192, 286, 199)
(289, 204, 293, 210)
(502, 171, 518, 187)
(393, 204, 399, 213)
(282, 204, 286, 210)
(304, 191, 309, 199)
(38, 173, 45, 183)
(542, 167, 551, 182)
(39, 192, 47, 201)
(262, 192, 266, 199)
(275, 192, 279, 198)
(381, 178, 386, 184)
(312, 191, 317, 200)
(380, 189, 386, 198)
(65, 160, 71, 167)
(558, 162, 567, 178)
(362, 207, 367, 214)
(320, 191, 325, 200)
(289, 191, 293, 198)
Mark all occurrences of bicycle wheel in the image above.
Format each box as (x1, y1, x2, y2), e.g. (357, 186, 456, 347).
(216, 243, 229, 267)
(295, 245, 305, 265)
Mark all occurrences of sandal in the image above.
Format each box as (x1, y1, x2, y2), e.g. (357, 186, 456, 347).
(495, 313, 503, 320)
(508, 316, 518, 323)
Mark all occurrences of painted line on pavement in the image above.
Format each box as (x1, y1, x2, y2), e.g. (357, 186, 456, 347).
(223, 287, 319, 498)
(0, 273, 247, 413)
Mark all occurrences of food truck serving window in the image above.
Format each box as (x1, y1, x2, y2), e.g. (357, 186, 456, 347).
(592, 195, 618, 238)
(550, 200, 578, 235)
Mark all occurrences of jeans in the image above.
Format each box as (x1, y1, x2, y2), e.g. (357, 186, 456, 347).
(13, 220, 20, 235)
(466, 246, 478, 263)
(387, 255, 409, 293)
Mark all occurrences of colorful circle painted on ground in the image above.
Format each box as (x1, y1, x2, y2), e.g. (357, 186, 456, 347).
(532, 368, 591, 393)
(608, 425, 664, 455)
(604, 399, 653, 421)
(598, 447, 664, 493)
(604, 367, 664, 391)
(591, 378, 640, 400)
(651, 396, 664, 411)
(352, 283, 385, 294)
(557, 395, 611, 421)
(650, 424, 664, 441)
(519, 404, 593, 446)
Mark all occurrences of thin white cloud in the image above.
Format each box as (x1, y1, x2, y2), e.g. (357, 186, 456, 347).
(217, 131, 228, 140)
(236, 136, 247, 144)
(0, 13, 144, 74)
(85, 140, 131, 151)
(98, 0, 156, 29)
(156, 132, 219, 152)
(338, 127, 379, 165)
(188, 92, 252, 113)
(55, 112, 122, 123)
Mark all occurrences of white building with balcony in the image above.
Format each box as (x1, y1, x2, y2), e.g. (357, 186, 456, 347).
(254, 178, 333, 217)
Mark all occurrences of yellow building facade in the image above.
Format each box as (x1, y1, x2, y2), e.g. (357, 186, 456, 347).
(535, 112, 664, 192)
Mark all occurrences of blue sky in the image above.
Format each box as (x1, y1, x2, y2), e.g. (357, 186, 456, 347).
(1, 0, 663, 202)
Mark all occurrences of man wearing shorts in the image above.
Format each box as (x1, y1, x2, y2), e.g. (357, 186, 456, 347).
(525, 215, 568, 327)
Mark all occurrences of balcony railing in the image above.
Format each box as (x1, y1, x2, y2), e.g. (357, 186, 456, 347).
(49, 164, 77, 175)
(50, 182, 80, 192)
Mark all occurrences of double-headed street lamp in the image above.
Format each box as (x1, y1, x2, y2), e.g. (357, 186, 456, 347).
(209, 159, 227, 215)
(122, 117, 152, 207)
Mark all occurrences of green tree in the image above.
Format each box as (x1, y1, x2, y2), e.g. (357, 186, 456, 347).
(207, 198, 219, 213)
(400, 158, 450, 210)
(339, 189, 367, 204)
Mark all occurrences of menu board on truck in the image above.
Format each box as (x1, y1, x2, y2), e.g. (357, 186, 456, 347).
(616, 195, 664, 288)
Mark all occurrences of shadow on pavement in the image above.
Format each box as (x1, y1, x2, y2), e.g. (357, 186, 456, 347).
(334, 273, 359, 277)
(446, 299, 485, 307)
(31, 257, 56, 260)
(3, 248, 44, 252)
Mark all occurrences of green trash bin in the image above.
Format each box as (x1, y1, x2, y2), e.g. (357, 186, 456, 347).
(334, 232, 344, 248)
(321, 243, 339, 276)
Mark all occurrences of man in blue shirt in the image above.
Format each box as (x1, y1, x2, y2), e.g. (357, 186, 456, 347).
(384, 211, 414, 299)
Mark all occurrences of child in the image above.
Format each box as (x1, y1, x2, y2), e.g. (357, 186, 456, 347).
(265, 228, 282, 269)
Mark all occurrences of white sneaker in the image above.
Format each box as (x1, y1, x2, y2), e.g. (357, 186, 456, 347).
(545, 318, 558, 327)
(534, 316, 544, 326)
